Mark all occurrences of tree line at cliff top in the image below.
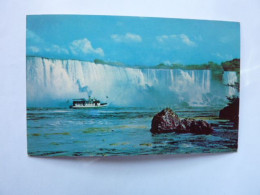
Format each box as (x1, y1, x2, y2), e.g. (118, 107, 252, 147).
(155, 58, 240, 71)
(94, 58, 240, 72)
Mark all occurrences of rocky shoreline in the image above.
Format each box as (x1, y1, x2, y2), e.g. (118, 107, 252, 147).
(219, 97, 239, 128)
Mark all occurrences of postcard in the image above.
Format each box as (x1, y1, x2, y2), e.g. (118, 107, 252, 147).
(26, 15, 240, 157)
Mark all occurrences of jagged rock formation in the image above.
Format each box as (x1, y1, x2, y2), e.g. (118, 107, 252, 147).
(151, 108, 213, 134)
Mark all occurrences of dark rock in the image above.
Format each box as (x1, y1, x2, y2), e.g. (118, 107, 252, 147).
(174, 118, 193, 133)
(219, 97, 239, 128)
(190, 120, 213, 134)
(150, 108, 181, 134)
(151, 108, 213, 134)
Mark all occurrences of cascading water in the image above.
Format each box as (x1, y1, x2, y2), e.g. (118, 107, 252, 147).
(26, 56, 238, 107)
(223, 71, 239, 97)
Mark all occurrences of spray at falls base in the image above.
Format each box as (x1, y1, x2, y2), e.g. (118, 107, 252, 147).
(26, 57, 238, 108)
(26, 57, 239, 156)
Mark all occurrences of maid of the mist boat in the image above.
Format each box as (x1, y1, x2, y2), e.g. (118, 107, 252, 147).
(70, 96, 108, 109)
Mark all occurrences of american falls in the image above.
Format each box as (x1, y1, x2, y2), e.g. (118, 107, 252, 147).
(26, 57, 238, 107)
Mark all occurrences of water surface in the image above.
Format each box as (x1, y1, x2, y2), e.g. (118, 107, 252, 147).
(27, 106, 238, 157)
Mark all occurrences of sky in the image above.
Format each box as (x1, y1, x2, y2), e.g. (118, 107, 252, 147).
(26, 15, 240, 66)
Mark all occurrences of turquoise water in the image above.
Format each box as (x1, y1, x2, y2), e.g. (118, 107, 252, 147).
(27, 106, 238, 157)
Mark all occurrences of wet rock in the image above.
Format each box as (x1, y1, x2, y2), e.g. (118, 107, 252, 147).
(150, 108, 181, 134)
(189, 120, 213, 134)
(219, 97, 239, 128)
(151, 108, 213, 134)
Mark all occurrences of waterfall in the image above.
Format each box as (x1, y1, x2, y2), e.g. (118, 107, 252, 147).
(26, 56, 234, 107)
(223, 71, 239, 97)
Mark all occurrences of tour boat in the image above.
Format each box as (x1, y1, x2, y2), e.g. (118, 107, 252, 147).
(70, 96, 107, 109)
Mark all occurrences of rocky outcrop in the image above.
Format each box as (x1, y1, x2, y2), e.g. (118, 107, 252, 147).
(150, 108, 213, 134)
(150, 108, 181, 134)
(219, 97, 239, 128)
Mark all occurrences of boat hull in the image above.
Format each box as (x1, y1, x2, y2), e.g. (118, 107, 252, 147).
(70, 103, 107, 109)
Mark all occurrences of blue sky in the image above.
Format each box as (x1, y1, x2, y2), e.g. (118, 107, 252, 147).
(26, 15, 240, 66)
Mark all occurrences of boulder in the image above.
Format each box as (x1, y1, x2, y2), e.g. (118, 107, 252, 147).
(150, 108, 181, 134)
(151, 108, 213, 134)
(188, 119, 213, 134)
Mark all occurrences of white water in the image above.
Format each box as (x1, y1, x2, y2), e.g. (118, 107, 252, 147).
(26, 57, 238, 107)
(223, 71, 239, 97)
